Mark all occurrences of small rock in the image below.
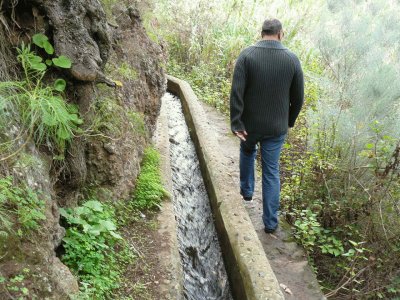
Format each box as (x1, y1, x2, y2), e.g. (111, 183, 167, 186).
(103, 143, 117, 154)
(169, 138, 179, 145)
(258, 272, 266, 278)
(243, 235, 251, 241)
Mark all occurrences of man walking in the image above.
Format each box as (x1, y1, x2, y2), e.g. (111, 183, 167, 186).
(230, 19, 304, 233)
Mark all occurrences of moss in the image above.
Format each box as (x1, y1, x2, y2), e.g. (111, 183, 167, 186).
(92, 97, 125, 137)
(117, 62, 139, 81)
(100, 0, 117, 23)
(132, 147, 168, 210)
(127, 111, 146, 136)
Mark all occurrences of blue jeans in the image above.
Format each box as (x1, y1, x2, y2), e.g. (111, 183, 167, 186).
(240, 134, 286, 230)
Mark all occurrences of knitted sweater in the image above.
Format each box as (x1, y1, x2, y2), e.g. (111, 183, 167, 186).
(230, 40, 304, 136)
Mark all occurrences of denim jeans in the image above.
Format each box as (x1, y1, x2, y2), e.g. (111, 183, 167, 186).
(240, 133, 286, 230)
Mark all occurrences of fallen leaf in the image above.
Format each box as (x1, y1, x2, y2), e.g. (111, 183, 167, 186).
(114, 80, 123, 87)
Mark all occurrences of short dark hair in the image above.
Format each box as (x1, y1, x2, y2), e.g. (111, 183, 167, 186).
(261, 19, 283, 36)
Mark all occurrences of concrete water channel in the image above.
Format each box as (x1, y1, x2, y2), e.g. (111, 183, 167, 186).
(154, 75, 284, 300)
(165, 93, 232, 299)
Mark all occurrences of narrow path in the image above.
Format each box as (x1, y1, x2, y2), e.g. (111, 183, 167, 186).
(199, 102, 325, 300)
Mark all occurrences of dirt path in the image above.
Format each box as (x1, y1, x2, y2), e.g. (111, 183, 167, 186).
(200, 102, 326, 300)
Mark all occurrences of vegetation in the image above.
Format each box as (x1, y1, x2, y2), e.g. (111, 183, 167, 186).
(0, 268, 32, 298)
(0, 34, 80, 159)
(148, 0, 400, 298)
(60, 200, 133, 299)
(60, 146, 166, 299)
(0, 176, 46, 238)
(132, 147, 168, 210)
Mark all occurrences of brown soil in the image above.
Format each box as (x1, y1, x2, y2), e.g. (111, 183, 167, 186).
(115, 207, 178, 300)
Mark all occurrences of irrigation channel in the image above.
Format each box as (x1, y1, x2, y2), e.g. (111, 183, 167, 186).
(164, 92, 233, 300)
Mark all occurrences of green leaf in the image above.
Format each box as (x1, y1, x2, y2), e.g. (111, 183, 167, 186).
(99, 220, 116, 231)
(31, 62, 47, 71)
(68, 104, 79, 114)
(21, 287, 29, 295)
(365, 143, 374, 149)
(28, 55, 43, 64)
(43, 113, 58, 126)
(46, 59, 53, 66)
(59, 208, 69, 218)
(54, 79, 67, 92)
(75, 206, 91, 216)
(56, 126, 70, 140)
(43, 41, 54, 55)
(83, 200, 103, 212)
(109, 231, 122, 239)
(88, 227, 101, 236)
(348, 240, 358, 246)
(69, 114, 83, 125)
(52, 55, 72, 68)
(32, 33, 48, 48)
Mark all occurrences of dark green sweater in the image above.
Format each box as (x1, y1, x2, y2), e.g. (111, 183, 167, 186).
(230, 40, 304, 136)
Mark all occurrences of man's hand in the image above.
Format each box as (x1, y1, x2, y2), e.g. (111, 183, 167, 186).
(234, 130, 248, 141)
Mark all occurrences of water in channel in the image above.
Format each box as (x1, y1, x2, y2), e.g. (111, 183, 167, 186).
(164, 93, 233, 300)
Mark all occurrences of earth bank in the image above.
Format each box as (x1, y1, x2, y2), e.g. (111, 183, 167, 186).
(0, 0, 166, 298)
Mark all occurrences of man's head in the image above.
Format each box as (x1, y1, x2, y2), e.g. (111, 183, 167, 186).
(261, 18, 284, 40)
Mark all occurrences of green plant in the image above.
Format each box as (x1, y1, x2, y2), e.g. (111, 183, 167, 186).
(0, 34, 81, 158)
(60, 200, 133, 299)
(0, 268, 31, 298)
(127, 111, 146, 136)
(132, 147, 168, 210)
(0, 176, 46, 236)
(117, 62, 138, 80)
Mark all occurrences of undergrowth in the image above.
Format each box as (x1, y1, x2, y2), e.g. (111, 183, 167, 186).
(60, 200, 134, 299)
(132, 147, 168, 210)
(0, 176, 46, 238)
(61, 146, 167, 299)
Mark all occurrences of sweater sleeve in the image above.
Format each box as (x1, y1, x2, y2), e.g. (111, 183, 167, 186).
(230, 50, 248, 132)
(288, 55, 304, 128)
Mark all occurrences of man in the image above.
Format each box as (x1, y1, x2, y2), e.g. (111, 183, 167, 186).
(230, 18, 304, 234)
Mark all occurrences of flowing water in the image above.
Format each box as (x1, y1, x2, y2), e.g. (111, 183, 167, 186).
(163, 93, 232, 300)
